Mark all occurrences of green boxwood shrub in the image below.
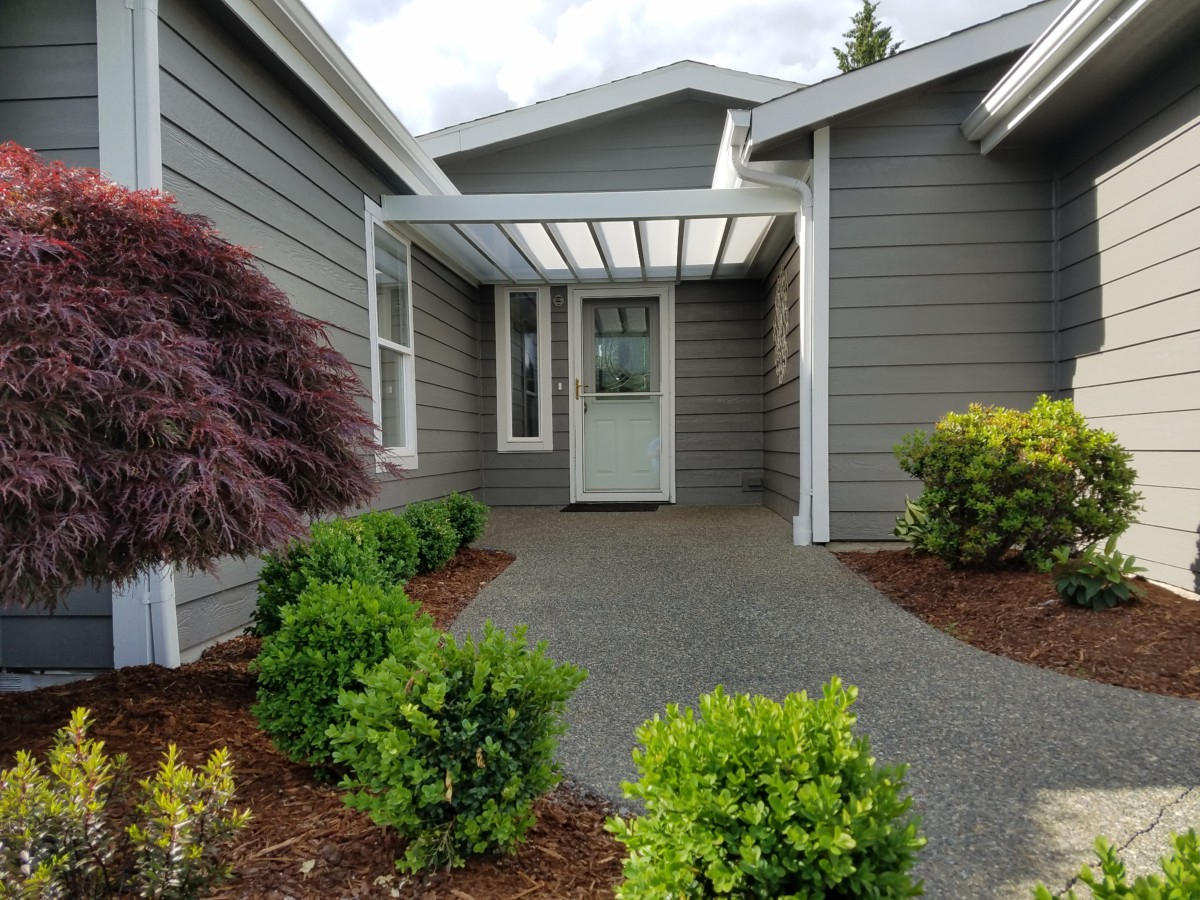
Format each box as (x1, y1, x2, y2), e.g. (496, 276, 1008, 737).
(358, 509, 420, 583)
(402, 500, 459, 574)
(331, 623, 587, 873)
(251, 580, 432, 767)
(894, 396, 1141, 567)
(441, 491, 489, 548)
(251, 517, 385, 637)
(608, 678, 925, 899)
(1034, 829, 1199, 899)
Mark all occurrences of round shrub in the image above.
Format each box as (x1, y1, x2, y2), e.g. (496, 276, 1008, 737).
(441, 492, 488, 548)
(252, 518, 385, 637)
(358, 510, 420, 583)
(402, 501, 459, 573)
(251, 580, 431, 767)
(894, 396, 1141, 568)
(609, 679, 925, 899)
(331, 623, 587, 872)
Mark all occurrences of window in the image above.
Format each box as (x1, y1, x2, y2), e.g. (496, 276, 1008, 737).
(366, 200, 417, 466)
(495, 286, 552, 452)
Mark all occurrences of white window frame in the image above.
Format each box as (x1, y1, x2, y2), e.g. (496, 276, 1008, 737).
(365, 198, 418, 469)
(495, 285, 553, 452)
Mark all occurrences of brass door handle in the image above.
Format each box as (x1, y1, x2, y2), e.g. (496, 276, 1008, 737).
(575, 378, 589, 399)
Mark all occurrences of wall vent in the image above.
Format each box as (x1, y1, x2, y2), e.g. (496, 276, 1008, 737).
(742, 473, 764, 492)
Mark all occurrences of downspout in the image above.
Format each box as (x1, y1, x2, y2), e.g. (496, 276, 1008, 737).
(724, 112, 816, 545)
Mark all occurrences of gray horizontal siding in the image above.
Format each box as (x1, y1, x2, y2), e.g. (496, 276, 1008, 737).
(480, 292, 570, 507)
(1055, 48, 1200, 593)
(761, 244, 800, 524)
(0, 584, 113, 670)
(0, 0, 98, 166)
(438, 99, 732, 193)
(675, 281, 763, 505)
(0, 0, 104, 671)
(157, 0, 482, 654)
(826, 64, 1055, 540)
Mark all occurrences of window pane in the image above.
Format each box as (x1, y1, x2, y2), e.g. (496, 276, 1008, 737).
(593, 304, 652, 393)
(379, 345, 407, 448)
(374, 224, 410, 347)
(508, 291, 539, 438)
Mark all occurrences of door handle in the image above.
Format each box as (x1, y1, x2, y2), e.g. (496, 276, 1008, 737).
(575, 378, 590, 399)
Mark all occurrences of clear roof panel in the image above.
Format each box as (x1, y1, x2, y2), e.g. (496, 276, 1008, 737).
(510, 223, 573, 279)
(595, 220, 641, 278)
(681, 217, 727, 278)
(551, 222, 607, 277)
(640, 219, 679, 278)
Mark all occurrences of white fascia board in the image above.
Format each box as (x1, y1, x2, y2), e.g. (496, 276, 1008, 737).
(962, 0, 1153, 154)
(420, 61, 801, 159)
(221, 0, 458, 197)
(382, 187, 802, 225)
(750, 0, 1069, 150)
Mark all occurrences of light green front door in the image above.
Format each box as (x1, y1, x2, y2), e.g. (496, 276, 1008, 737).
(579, 298, 666, 495)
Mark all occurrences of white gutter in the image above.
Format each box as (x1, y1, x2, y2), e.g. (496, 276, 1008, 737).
(962, 0, 1152, 154)
(721, 110, 817, 545)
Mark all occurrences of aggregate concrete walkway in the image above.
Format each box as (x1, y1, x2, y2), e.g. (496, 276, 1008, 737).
(453, 506, 1200, 898)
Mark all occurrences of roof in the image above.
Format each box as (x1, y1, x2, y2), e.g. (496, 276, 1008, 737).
(219, 0, 458, 197)
(747, 0, 1070, 155)
(419, 60, 803, 160)
(963, 0, 1200, 152)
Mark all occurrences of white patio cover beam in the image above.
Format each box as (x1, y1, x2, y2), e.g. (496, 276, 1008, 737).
(382, 187, 802, 224)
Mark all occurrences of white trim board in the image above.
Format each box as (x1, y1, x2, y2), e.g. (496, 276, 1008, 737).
(749, 0, 1069, 152)
(420, 61, 802, 159)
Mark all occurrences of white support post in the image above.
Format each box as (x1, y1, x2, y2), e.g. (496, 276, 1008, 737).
(97, 0, 176, 667)
(811, 127, 832, 543)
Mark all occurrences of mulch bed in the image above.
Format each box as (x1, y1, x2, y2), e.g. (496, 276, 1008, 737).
(0, 547, 627, 899)
(835, 548, 1200, 701)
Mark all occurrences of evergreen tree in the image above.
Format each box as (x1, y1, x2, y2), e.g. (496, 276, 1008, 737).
(832, 0, 902, 73)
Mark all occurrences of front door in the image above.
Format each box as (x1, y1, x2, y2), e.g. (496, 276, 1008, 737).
(570, 286, 674, 502)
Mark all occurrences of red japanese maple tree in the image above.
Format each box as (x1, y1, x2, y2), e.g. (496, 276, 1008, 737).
(0, 144, 394, 610)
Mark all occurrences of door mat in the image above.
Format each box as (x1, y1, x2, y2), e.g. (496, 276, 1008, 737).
(560, 503, 660, 512)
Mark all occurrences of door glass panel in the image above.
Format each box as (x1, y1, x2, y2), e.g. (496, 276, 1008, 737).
(592, 303, 655, 393)
(509, 290, 539, 438)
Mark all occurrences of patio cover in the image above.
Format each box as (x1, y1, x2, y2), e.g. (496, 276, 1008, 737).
(382, 186, 801, 284)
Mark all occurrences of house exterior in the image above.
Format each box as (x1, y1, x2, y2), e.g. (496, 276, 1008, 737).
(1, 0, 1196, 682)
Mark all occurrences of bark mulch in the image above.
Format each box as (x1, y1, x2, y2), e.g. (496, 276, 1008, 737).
(835, 548, 1200, 701)
(0, 548, 626, 899)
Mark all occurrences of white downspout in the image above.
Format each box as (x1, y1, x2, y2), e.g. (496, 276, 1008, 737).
(724, 112, 816, 545)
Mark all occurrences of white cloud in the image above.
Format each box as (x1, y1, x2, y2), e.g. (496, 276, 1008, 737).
(305, 0, 1041, 135)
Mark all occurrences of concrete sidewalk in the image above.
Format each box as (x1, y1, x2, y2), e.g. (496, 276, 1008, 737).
(453, 505, 1199, 898)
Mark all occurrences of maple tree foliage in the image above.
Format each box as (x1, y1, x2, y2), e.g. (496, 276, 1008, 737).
(0, 144, 396, 611)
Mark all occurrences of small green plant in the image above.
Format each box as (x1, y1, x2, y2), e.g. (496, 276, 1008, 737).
(358, 509, 420, 583)
(0, 708, 249, 899)
(331, 623, 586, 873)
(1045, 537, 1146, 611)
(252, 517, 386, 637)
(894, 396, 1141, 568)
(1033, 829, 1199, 899)
(893, 495, 930, 549)
(402, 501, 459, 574)
(441, 492, 488, 549)
(607, 678, 925, 899)
(251, 580, 432, 767)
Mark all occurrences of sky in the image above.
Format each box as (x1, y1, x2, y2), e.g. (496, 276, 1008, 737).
(304, 0, 1041, 136)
